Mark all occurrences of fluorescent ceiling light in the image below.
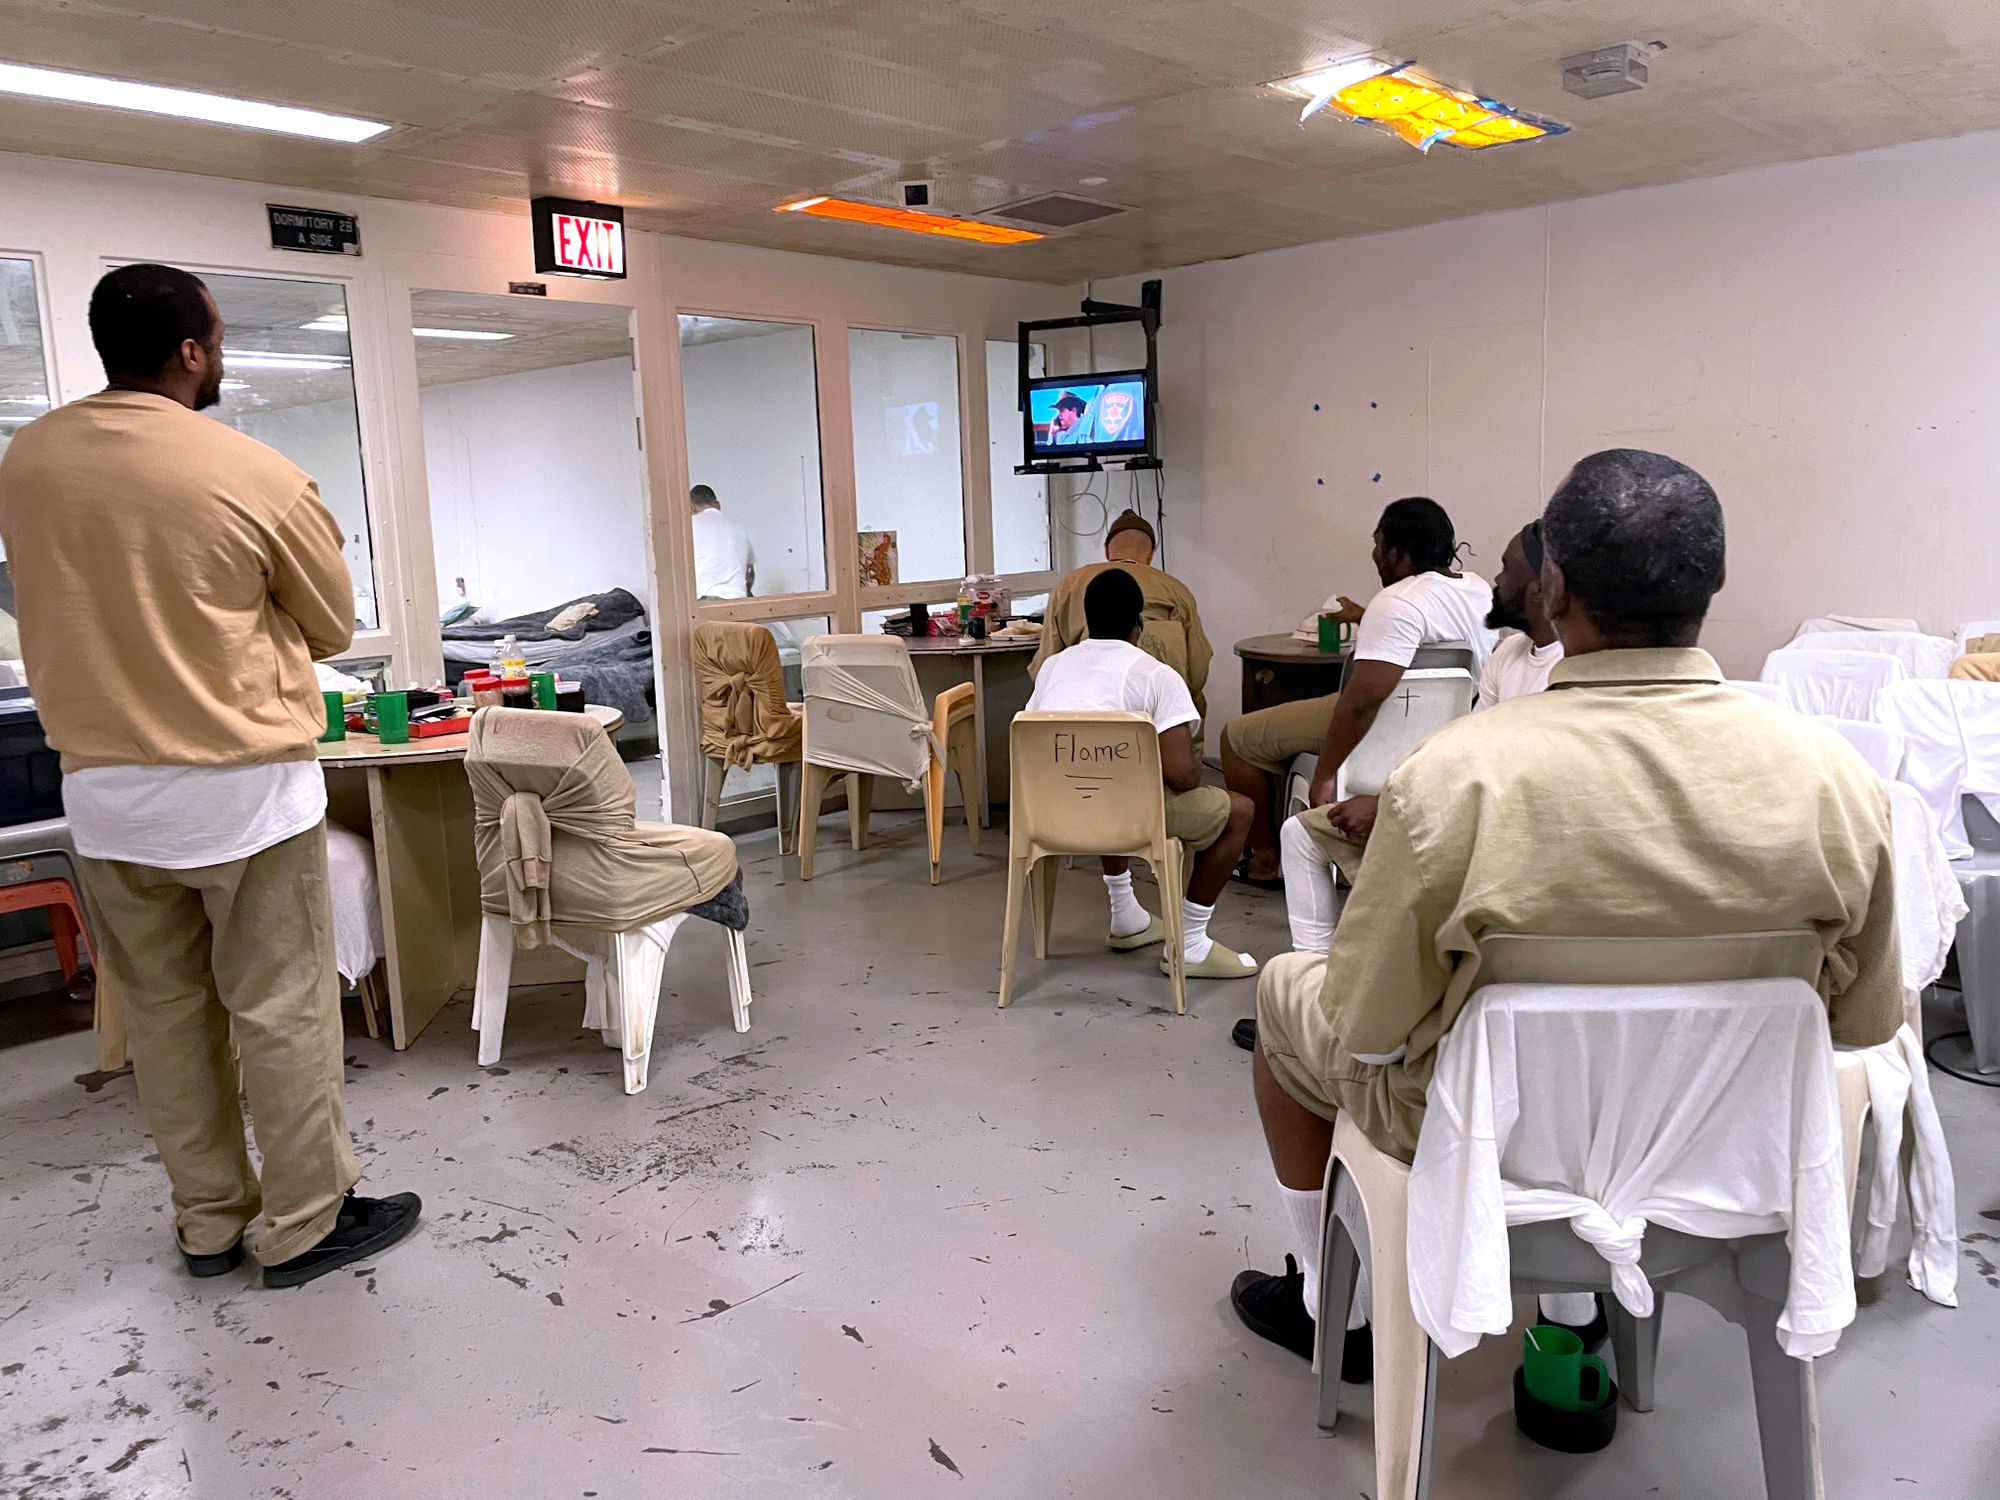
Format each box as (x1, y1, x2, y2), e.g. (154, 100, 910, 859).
(302, 315, 510, 341)
(0, 61, 391, 142)
(774, 195, 1043, 246)
(1270, 58, 1565, 152)
(223, 349, 351, 372)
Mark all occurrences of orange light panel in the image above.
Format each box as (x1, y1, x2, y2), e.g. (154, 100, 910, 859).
(774, 196, 1042, 245)
(1274, 60, 1565, 152)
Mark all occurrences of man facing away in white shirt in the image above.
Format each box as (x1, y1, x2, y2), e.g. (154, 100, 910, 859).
(1024, 568, 1260, 980)
(690, 484, 756, 600)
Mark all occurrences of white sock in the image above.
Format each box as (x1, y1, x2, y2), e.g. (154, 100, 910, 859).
(1103, 871, 1151, 937)
(1180, 898, 1215, 962)
(1280, 815, 1340, 952)
(1539, 1292, 1597, 1327)
(1279, 1185, 1323, 1317)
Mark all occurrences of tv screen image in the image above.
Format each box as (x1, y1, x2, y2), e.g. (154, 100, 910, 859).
(1026, 371, 1149, 458)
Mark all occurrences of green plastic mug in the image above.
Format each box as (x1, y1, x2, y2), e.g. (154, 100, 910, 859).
(1523, 1324, 1612, 1412)
(371, 691, 411, 746)
(529, 670, 558, 710)
(318, 689, 347, 743)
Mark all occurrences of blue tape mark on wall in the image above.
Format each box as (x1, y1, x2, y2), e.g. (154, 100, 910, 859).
(1371, 473, 1382, 482)
(1370, 401, 1378, 409)
(1313, 403, 1321, 412)
(1317, 478, 1324, 486)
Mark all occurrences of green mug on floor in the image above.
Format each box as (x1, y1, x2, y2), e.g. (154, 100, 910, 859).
(371, 690, 410, 746)
(1523, 1323, 1611, 1412)
(318, 689, 347, 743)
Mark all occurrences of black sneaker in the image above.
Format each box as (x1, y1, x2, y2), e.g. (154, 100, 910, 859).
(181, 1237, 244, 1279)
(263, 1191, 422, 1289)
(1229, 1254, 1373, 1382)
(1232, 1018, 1258, 1052)
(1542, 1294, 1609, 1353)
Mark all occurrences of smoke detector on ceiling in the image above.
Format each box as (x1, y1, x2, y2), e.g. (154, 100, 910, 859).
(986, 192, 1129, 231)
(1560, 43, 1650, 98)
(898, 178, 936, 209)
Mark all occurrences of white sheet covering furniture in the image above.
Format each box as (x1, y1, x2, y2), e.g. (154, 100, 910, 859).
(1787, 629, 1958, 680)
(1405, 976, 1851, 1362)
(324, 823, 384, 986)
(1792, 615, 1919, 639)
(1759, 648, 1908, 719)
(1873, 679, 2000, 858)
(1821, 717, 1906, 779)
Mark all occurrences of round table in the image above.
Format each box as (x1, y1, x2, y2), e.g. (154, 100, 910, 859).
(1233, 633, 1348, 716)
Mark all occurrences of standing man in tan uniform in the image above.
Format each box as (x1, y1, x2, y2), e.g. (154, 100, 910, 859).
(0, 264, 420, 1289)
(1226, 448, 1903, 1373)
(1031, 510, 1212, 749)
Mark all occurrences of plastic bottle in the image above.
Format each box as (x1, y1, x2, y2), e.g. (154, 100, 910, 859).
(494, 633, 527, 679)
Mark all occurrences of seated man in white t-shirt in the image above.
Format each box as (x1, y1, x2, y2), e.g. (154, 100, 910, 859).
(1221, 497, 1496, 885)
(690, 484, 755, 600)
(1270, 519, 1562, 963)
(1025, 568, 1259, 980)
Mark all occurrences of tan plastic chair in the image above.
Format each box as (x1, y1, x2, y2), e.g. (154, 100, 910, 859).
(999, 711, 1187, 1013)
(796, 635, 978, 885)
(1313, 930, 1872, 1500)
(692, 621, 803, 852)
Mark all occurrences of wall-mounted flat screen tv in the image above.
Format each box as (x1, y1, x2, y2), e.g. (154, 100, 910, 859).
(1024, 369, 1152, 460)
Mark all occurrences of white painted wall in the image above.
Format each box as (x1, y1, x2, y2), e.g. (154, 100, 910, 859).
(1093, 128, 2000, 718)
(680, 326, 826, 598)
(420, 358, 646, 620)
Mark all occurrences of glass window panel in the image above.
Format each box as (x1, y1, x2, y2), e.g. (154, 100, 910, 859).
(201, 271, 380, 630)
(680, 316, 825, 598)
(849, 329, 965, 585)
(411, 290, 645, 647)
(0, 258, 52, 658)
(990, 339, 1051, 575)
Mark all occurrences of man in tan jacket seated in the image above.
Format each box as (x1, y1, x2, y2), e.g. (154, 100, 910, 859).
(1226, 447, 1904, 1376)
(0, 264, 420, 1290)
(1030, 510, 1212, 750)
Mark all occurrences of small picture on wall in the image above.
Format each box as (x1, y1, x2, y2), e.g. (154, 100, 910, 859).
(859, 530, 899, 588)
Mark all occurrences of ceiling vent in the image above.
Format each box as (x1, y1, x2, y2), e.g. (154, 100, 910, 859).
(1560, 43, 1650, 99)
(987, 192, 1129, 230)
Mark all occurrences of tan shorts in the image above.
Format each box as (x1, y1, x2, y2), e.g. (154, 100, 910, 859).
(1165, 784, 1232, 851)
(1224, 693, 1337, 776)
(1255, 950, 1424, 1163)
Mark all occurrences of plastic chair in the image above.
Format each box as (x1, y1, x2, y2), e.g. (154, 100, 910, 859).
(1759, 648, 1909, 718)
(999, 711, 1186, 1013)
(795, 635, 978, 885)
(465, 707, 748, 1094)
(1953, 618, 2000, 654)
(692, 622, 803, 853)
(0, 816, 119, 1065)
(1282, 667, 1477, 822)
(1314, 931, 1870, 1500)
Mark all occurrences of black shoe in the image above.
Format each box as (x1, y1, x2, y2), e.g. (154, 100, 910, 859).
(263, 1191, 422, 1289)
(181, 1237, 244, 1278)
(1542, 1294, 1610, 1353)
(1231, 1255, 1375, 1381)
(1230, 861, 1286, 892)
(1232, 1018, 1258, 1052)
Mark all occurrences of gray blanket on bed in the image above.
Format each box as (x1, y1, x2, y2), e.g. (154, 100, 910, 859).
(556, 627, 656, 725)
(442, 588, 645, 645)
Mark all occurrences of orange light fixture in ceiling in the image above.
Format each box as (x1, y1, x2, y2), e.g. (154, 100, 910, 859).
(774, 196, 1043, 245)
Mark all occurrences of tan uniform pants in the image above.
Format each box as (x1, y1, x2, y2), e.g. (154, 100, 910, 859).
(77, 824, 358, 1265)
(1255, 950, 1425, 1163)
(1224, 693, 1337, 776)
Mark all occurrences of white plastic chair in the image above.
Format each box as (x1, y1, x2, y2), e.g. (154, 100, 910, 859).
(999, 711, 1186, 1013)
(1786, 629, 1957, 680)
(1283, 667, 1476, 821)
(1314, 931, 1871, 1500)
(795, 635, 978, 884)
(1759, 648, 1908, 718)
(1821, 716, 1906, 779)
(1791, 615, 1918, 640)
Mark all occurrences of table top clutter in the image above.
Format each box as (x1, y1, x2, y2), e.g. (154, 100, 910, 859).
(318, 704, 624, 766)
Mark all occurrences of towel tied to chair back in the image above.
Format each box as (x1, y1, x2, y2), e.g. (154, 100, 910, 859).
(800, 636, 941, 792)
(1406, 977, 1854, 1362)
(467, 707, 738, 948)
(693, 622, 802, 770)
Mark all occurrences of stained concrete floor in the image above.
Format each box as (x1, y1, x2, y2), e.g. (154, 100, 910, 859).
(3, 812, 1999, 1499)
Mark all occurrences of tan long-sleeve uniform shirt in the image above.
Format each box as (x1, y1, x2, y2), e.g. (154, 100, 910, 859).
(0, 390, 353, 771)
(1257, 647, 1905, 1160)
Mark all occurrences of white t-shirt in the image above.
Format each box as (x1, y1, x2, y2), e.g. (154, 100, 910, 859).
(691, 506, 754, 600)
(1346, 570, 1497, 676)
(65, 761, 327, 869)
(1026, 638, 1199, 736)
(1477, 632, 1564, 708)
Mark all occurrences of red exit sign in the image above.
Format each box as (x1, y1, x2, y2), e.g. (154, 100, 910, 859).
(531, 196, 627, 279)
